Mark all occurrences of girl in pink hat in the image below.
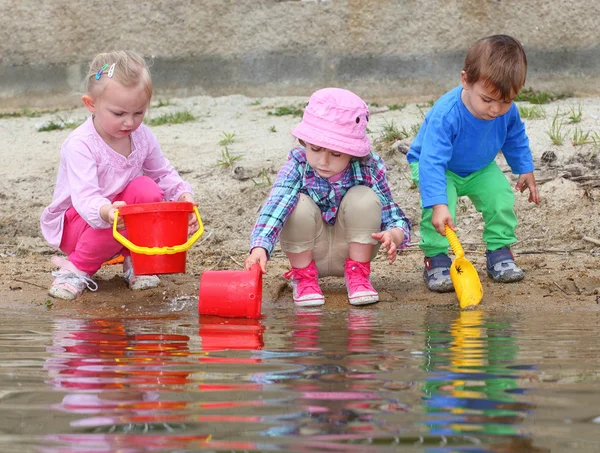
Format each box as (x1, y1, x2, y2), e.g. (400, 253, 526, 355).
(244, 88, 412, 306)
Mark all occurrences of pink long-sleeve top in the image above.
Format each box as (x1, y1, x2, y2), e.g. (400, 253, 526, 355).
(40, 117, 193, 248)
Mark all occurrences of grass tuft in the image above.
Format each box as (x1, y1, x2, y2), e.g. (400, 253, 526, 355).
(518, 105, 546, 120)
(268, 105, 304, 117)
(217, 147, 242, 168)
(387, 104, 406, 111)
(37, 117, 81, 132)
(567, 103, 583, 123)
(148, 110, 196, 126)
(546, 108, 567, 146)
(515, 88, 570, 104)
(218, 132, 237, 147)
(571, 127, 591, 146)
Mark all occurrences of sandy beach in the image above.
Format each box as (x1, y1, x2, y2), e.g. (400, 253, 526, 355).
(1, 92, 599, 316)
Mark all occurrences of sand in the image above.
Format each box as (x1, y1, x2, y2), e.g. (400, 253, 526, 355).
(0, 93, 599, 316)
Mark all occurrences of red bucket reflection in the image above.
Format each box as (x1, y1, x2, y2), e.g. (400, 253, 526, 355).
(198, 315, 265, 352)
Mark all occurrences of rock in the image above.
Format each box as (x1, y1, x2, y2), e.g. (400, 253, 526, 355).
(541, 150, 557, 164)
(232, 166, 255, 181)
(391, 139, 412, 155)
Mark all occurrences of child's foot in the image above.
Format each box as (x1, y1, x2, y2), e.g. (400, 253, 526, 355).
(48, 256, 98, 300)
(424, 254, 454, 292)
(123, 256, 161, 290)
(344, 259, 379, 306)
(486, 248, 524, 282)
(283, 260, 325, 307)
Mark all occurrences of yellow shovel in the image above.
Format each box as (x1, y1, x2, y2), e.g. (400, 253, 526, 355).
(444, 225, 483, 309)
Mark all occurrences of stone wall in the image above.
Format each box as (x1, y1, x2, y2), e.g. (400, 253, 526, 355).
(1, 0, 599, 108)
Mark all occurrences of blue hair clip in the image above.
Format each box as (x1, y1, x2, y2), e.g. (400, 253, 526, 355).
(95, 63, 109, 80)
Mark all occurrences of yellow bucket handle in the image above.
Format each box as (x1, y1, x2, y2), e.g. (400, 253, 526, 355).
(113, 206, 204, 255)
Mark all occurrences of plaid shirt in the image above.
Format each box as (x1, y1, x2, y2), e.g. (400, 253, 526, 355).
(250, 147, 412, 256)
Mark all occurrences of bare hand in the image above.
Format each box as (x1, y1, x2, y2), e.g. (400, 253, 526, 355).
(432, 204, 454, 235)
(372, 228, 404, 264)
(178, 192, 200, 235)
(515, 172, 541, 204)
(102, 201, 127, 229)
(245, 247, 268, 273)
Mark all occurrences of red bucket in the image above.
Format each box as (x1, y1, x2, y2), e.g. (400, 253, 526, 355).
(117, 202, 193, 275)
(198, 265, 262, 319)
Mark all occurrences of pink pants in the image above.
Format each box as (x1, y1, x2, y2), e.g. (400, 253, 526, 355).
(59, 176, 164, 276)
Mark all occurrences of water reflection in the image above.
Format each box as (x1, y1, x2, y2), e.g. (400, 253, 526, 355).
(43, 318, 210, 451)
(7, 307, 592, 451)
(422, 310, 548, 453)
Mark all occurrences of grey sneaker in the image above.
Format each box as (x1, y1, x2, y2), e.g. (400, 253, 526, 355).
(486, 248, 524, 283)
(123, 256, 161, 290)
(423, 254, 454, 293)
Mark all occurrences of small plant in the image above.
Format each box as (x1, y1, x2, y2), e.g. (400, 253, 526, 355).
(416, 104, 428, 120)
(148, 110, 196, 126)
(249, 100, 262, 106)
(571, 127, 591, 146)
(154, 99, 174, 108)
(37, 117, 81, 132)
(268, 105, 304, 117)
(515, 88, 570, 104)
(217, 147, 242, 168)
(567, 103, 583, 123)
(380, 119, 410, 143)
(417, 100, 435, 108)
(252, 168, 272, 187)
(218, 132, 237, 147)
(387, 103, 406, 111)
(410, 122, 422, 137)
(269, 125, 277, 133)
(0, 108, 58, 119)
(546, 108, 566, 146)
(518, 105, 546, 120)
(45, 299, 53, 310)
(592, 132, 600, 153)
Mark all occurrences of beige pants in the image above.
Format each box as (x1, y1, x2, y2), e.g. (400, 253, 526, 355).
(280, 185, 382, 277)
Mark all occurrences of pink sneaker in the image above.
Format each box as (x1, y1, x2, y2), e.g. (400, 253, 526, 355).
(344, 259, 379, 306)
(283, 260, 325, 307)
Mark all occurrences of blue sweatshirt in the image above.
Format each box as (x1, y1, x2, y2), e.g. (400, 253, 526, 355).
(406, 86, 534, 208)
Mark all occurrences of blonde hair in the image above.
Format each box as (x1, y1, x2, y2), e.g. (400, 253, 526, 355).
(86, 50, 152, 100)
(463, 35, 527, 101)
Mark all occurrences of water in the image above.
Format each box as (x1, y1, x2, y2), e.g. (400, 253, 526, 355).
(1, 305, 599, 452)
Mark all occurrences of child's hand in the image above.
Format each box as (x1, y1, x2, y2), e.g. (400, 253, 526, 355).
(515, 172, 541, 204)
(432, 204, 454, 235)
(245, 247, 268, 273)
(101, 201, 127, 229)
(372, 228, 404, 264)
(178, 192, 200, 235)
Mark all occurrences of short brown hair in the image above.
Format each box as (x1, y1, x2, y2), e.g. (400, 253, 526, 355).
(86, 50, 152, 100)
(463, 35, 527, 101)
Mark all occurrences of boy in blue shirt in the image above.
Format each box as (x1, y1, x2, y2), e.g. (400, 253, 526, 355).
(407, 35, 541, 292)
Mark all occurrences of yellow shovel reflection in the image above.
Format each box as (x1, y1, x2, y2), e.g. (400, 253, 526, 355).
(444, 225, 483, 309)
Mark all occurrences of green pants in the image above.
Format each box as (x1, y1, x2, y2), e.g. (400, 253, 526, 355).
(410, 161, 517, 257)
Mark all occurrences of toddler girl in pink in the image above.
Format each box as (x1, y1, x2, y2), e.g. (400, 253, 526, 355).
(40, 50, 198, 300)
(244, 88, 412, 306)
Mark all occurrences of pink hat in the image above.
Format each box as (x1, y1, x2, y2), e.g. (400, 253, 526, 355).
(292, 88, 370, 157)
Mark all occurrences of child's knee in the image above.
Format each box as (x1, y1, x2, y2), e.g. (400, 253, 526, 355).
(126, 176, 164, 203)
(340, 186, 381, 225)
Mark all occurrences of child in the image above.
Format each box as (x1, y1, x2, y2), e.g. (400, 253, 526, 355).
(244, 88, 411, 307)
(40, 50, 198, 300)
(406, 35, 541, 293)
